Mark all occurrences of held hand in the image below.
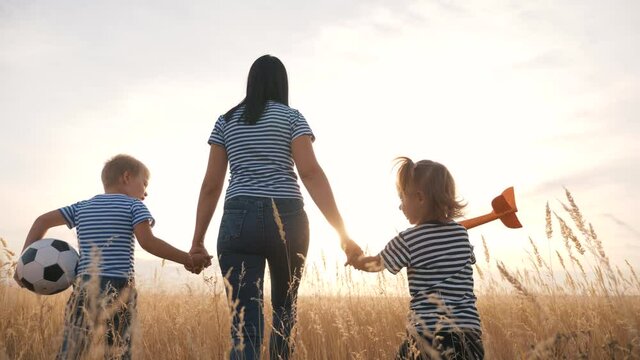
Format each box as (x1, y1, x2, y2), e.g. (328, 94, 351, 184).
(350, 255, 366, 271)
(189, 253, 214, 274)
(185, 245, 212, 274)
(341, 238, 364, 266)
(351, 255, 384, 272)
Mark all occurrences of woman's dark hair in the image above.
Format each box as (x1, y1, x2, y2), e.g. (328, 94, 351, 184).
(224, 55, 289, 124)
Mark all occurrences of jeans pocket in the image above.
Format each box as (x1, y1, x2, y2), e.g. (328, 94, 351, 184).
(276, 208, 310, 254)
(281, 209, 309, 234)
(218, 209, 247, 247)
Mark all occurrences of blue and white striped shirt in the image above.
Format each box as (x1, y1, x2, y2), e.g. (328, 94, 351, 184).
(380, 222, 482, 333)
(208, 101, 315, 200)
(59, 194, 155, 279)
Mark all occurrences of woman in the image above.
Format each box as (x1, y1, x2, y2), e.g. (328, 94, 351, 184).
(189, 55, 362, 360)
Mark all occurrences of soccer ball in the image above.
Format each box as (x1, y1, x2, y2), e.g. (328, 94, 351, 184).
(16, 238, 79, 295)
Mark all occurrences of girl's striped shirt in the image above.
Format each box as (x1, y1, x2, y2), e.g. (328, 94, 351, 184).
(59, 193, 155, 279)
(379, 222, 482, 333)
(208, 101, 314, 200)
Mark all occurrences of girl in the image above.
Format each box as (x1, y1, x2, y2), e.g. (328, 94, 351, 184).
(352, 157, 484, 360)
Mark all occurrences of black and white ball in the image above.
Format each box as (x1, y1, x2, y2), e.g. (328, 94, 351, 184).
(16, 238, 79, 295)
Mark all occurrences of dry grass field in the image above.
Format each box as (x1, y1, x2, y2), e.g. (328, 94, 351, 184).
(1, 190, 639, 359)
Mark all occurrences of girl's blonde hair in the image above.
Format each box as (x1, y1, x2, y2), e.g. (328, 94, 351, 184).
(101, 154, 149, 188)
(395, 157, 466, 223)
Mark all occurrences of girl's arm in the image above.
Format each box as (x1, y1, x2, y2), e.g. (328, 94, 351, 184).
(352, 255, 385, 272)
(291, 135, 363, 262)
(190, 144, 228, 254)
(134, 222, 211, 269)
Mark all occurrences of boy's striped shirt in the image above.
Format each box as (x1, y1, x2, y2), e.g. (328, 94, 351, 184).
(59, 193, 155, 279)
(208, 100, 314, 200)
(380, 222, 482, 333)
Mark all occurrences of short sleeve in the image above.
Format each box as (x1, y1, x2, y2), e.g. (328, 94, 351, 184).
(131, 200, 155, 228)
(59, 202, 82, 229)
(207, 115, 226, 147)
(379, 234, 410, 274)
(290, 109, 315, 142)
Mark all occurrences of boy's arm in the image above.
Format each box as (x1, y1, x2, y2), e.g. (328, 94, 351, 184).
(22, 210, 68, 251)
(134, 222, 196, 267)
(15, 210, 67, 286)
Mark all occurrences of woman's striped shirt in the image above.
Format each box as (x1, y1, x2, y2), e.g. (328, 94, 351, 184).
(208, 101, 314, 200)
(379, 222, 482, 333)
(59, 193, 155, 279)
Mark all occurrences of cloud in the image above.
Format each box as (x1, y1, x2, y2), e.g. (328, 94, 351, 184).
(513, 49, 567, 69)
(531, 157, 640, 195)
(602, 214, 640, 239)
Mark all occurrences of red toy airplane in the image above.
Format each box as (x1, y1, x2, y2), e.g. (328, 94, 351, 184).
(459, 187, 522, 230)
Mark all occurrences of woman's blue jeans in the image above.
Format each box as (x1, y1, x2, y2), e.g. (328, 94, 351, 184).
(217, 196, 310, 360)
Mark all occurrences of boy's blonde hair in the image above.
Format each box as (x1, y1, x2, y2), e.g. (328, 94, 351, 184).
(395, 157, 465, 223)
(101, 154, 149, 188)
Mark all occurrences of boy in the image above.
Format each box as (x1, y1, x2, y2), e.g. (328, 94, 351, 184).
(14, 154, 211, 359)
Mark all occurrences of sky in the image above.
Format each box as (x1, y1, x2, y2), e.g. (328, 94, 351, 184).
(1, 0, 639, 287)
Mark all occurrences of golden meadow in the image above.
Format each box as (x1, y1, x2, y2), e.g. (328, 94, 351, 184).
(1, 190, 639, 359)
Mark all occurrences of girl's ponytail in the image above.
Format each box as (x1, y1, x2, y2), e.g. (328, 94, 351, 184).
(394, 157, 415, 194)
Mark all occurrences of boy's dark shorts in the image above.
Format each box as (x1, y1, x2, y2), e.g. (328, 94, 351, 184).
(57, 275, 137, 360)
